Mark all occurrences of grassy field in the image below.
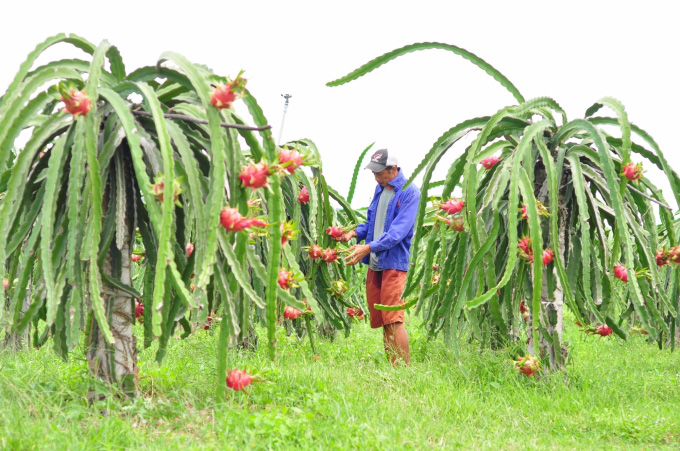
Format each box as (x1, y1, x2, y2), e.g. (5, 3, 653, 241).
(1, 317, 679, 450)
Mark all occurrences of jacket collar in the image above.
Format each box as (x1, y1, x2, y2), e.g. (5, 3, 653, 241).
(386, 168, 406, 191)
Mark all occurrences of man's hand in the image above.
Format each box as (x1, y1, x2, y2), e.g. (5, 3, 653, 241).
(344, 244, 371, 266)
(333, 229, 357, 243)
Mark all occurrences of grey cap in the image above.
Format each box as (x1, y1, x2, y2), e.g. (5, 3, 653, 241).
(364, 149, 399, 172)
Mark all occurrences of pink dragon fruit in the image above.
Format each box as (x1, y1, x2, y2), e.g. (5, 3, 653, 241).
(614, 264, 628, 282)
(226, 369, 253, 392)
(325, 226, 345, 239)
(135, 302, 144, 322)
(622, 162, 643, 181)
(347, 307, 364, 319)
(321, 248, 339, 263)
(298, 186, 310, 203)
(595, 324, 613, 337)
(278, 269, 294, 290)
(440, 198, 464, 215)
(518, 237, 532, 255)
(239, 162, 271, 189)
(307, 244, 323, 260)
(278, 148, 304, 174)
(283, 306, 302, 320)
(446, 215, 465, 232)
(210, 73, 246, 110)
(515, 356, 539, 377)
(542, 249, 554, 266)
(61, 88, 92, 117)
(220, 207, 244, 231)
(480, 155, 501, 170)
(656, 249, 669, 267)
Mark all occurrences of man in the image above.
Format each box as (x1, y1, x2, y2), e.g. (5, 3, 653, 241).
(337, 149, 420, 365)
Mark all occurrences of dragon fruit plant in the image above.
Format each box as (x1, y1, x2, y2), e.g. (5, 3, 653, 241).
(328, 41, 680, 372)
(0, 35, 364, 402)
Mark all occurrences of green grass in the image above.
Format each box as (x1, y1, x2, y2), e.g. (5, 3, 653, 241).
(1, 318, 679, 450)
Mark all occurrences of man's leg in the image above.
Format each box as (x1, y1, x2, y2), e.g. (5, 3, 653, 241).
(384, 322, 410, 365)
(365, 269, 385, 329)
(378, 269, 409, 365)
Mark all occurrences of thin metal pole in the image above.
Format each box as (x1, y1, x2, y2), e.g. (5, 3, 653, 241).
(278, 94, 292, 145)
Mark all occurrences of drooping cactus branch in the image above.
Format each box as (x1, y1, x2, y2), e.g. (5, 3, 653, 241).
(131, 110, 271, 130)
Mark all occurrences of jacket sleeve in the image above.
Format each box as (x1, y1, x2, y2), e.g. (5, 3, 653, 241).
(355, 222, 368, 242)
(367, 187, 419, 253)
(355, 185, 380, 242)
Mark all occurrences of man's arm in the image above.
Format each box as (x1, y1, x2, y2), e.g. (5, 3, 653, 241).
(354, 223, 367, 242)
(333, 229, 357, 243)
(352, 184, 380, 243)
(344, 242, 370, 266)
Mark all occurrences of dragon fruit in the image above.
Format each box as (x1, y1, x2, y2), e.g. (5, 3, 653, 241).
(61, 88, 92, 117)
(622, 162, 643, 181)
(211, 85, 237, 110)
(480, 155, 501, 170)
(186, 242, 194, 258)
(347, 307, 364, 319)
(325, 226, 345, 239)
(278, 148, 304, 174)
(321, 248, 339, 263)
(220, 207, 243, 231)
(239, 162, 271, 189)
(440, 198, 464, 215)
(298, 186, 310, 203)
(520, 200, 549, 221)
(614, 264, 628, 282)
(542, 249, 554, 266)
(515, 356, 540, 377)
(446, 215, 465, 232)
(226, 369, 253, 392)
(210, 73, 246, 110)
(280, 221, 297, 245)
(220, 207, 266, 232)
(278, 269, 294, 290)
(329, 279, 348, 298)
(307, 244, 323, 259)
(520, 301, 529, 322)
(518, 237, 531, 254)
(595, 324, 613, 337)
(283, 306, 302, 320)
(240, 218, 267, 229)
(135, 302, 144, 322)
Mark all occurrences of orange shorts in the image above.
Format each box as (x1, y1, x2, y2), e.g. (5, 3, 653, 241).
(366, 269, 407, 328)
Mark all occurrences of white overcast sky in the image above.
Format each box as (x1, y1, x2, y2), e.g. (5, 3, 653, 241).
(2, 0, 679, 210)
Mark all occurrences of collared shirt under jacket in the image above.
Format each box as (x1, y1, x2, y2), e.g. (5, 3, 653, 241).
(355, 169, 420, 271)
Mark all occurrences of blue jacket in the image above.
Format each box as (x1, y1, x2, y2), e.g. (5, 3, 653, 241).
(355, 169, 420, 272)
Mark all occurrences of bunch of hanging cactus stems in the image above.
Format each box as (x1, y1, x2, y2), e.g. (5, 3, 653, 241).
(328, 43, 680, 373)
(0, 34, 366, 399)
